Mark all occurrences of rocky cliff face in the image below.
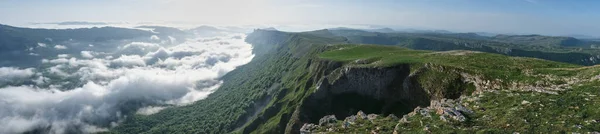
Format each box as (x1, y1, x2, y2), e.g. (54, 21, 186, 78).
(288, 61, 475, 133)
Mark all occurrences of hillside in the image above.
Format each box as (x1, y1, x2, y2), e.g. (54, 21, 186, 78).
(111, 29, 600, 133)
(491, 34, 586, 47)
(328, 29, 600, 65)
(0, 24, 158, 67)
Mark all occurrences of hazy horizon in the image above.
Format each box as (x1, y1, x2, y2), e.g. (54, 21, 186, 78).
(2, 0, 600, 37)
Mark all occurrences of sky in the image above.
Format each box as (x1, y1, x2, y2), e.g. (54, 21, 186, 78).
(1, 0, 600, 36)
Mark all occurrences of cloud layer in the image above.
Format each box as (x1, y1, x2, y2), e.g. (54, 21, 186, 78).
(0, 33, 254, 133)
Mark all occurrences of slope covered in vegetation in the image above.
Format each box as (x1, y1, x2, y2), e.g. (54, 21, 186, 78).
(329, 29, 600, 65)
(111, 29, 600, 134)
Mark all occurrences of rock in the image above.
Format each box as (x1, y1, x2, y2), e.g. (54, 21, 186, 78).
(327, 128, 334, 132)
(300, 123, 318, 134)
(399, 115, 410, 124)
(439, 115, 448, 122)
(344, 115, 357, 124)
(443, 107, 466, 122)
(357, 111, 367, 119)
(367, 114, 379, 121)
(354, 59, 369, 64)
(423, 125, 430, 131)
(419, 108, 430, 117)
(393, 123, 400, 134)
(455, 105, 473, 114)
(521, 100, 530, 105)
(387, 114, 399, 120)
(319, 115, 337, 126)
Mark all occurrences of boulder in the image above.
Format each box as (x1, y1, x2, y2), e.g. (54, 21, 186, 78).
(455, 105, 473, 114)
(367, 114, 379, 120)
(399, 115, 410, 124)
(319, 115, 337, 126)
(300, 123, 318, 134)
(357, 110, 367, 119)
(344, 115, 357, 124)
(387, 114, 399, 120)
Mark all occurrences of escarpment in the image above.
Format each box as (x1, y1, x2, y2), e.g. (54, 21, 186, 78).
(285, 60, 476, 133)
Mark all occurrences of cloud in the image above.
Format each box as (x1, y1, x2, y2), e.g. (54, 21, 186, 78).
(150, 35, 160, 40)
(0, 33, 254, 133)
(54, 45, 68, 50)
(0, 67, 35, 84)
(136, 106, 167, 115)
(111, 55, 147, 67)
(38, 43, 47, 47)
(81, 51, 95, 59)
(117, 42, 161, 56)
(58, 54, 69, 58)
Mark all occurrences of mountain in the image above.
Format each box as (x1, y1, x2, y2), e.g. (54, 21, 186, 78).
(111, 29, 600, 133)
(327, 29, 600, 65)
(261, 27, 279, 31)
(491, 34, 587, 47)
(565, 34, 599, 40)
(186, 25, 238, 37)
(0, 24, 156, 67)
(56, 21, 108, 25)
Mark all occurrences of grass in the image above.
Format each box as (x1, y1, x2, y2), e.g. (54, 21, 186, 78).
(314, 44, 600, 133)
(112, 30, 600, 134)
(320, 44, 582, 85)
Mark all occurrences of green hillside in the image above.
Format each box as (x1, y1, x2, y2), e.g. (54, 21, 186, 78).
(111, 29, 600, 134)
(329, 29, 600, 66)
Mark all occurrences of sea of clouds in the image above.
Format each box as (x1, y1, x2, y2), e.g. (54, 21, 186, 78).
(0, 30, 254, 133)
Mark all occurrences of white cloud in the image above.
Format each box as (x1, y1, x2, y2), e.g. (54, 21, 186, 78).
(38, 43, 47, 47)
(33, 76, 50, 85)
(168, 36, 176, 44)
(0, 33, 255, 133)
(0, 67, 35, 84)
(118, 42, 161, 56)
(150, 35, 160, 40)
(136, 106, 167, 115)
(58, 54, 69, 58)
(111, 55, 146, 67)
(54, 45, 68, 50)
(81, 51, 94, 59)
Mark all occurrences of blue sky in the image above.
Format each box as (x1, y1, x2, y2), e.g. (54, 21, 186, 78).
(1, 0, 600, 36)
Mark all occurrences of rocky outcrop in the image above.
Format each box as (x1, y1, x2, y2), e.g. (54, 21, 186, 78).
(401, 98, 473, 124)
(291, 62, 476, 133)
(298, 65, 418, 126)
(318, 115, 337, 126)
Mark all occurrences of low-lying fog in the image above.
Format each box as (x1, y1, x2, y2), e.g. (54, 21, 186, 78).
(0, 24, 254, 133)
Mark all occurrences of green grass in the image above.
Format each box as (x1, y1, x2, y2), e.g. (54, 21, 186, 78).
(111, 30, 600, 134)
(320, 44, 582, 85)
(314, 44, 600, 133)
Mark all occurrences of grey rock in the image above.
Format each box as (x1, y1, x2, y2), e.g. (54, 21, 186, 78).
(387, 114, 399, 120)
(357, 110, 367, 119)
(319, 115, 337, 126)
(344, 115, 357, 124)
(354, 59, 369, 64)
(367, 114, 379, 120)
(439, 115, 448, 122)
(399, 115, 410, 124)
(419, 108, 430, 117)
(455, 105, 473, 114)
(300, 123, 318, 134)
(443, 107, 466, 122)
